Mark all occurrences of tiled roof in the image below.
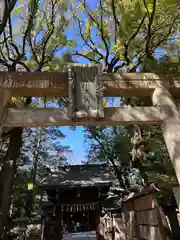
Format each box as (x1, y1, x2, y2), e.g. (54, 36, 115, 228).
(40, 164, 115, 188)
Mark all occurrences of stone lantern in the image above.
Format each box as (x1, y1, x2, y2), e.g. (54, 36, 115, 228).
(13, 208, 29, 239)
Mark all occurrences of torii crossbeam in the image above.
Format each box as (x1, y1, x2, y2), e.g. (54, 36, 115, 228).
(0, 72, 180, 96)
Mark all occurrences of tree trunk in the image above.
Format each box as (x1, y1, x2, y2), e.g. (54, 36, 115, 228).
(0, 128, 22, 238)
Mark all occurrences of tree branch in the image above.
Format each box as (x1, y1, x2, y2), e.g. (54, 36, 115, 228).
(123, 14, 147, 66)
(111, 0, 119, 44)
(83, 0, 110, 68)
(0, 0, 17, 35)
(73, 52, 100, 63)
(90, 128, 128, 188)
(144, 0, 157, 57)
(36, 0, 55, 71)
(73, 14, 104, 60)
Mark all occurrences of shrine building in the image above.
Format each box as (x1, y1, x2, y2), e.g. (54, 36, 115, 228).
(39, 164, 118, 238)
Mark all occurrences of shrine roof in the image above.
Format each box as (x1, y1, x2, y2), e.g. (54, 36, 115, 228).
(39, 164, 115, 188)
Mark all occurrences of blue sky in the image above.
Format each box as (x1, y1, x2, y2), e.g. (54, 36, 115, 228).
(61, 127, 87, 164)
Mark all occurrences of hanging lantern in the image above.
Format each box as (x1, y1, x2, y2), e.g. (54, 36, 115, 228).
(27, 183, 33, 191)
(26, 183, 34, 217)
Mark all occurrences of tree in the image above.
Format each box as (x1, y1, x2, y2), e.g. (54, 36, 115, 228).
(21, 127, 71, 171)
(84, 125, 143, 190)
(0, 0, 17, 35)
(0, 0, 70, 236)
(70, 0, 179, 72)
(10, 126, 71, 219)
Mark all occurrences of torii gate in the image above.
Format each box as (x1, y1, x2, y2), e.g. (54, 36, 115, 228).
(1, 64, 180, 206)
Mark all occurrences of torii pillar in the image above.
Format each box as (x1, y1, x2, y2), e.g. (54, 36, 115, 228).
(152, 87, 180, 210)
(0, 88, 11, 137)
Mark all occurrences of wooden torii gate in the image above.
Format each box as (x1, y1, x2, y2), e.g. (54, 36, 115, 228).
(1, 64, 180, 204)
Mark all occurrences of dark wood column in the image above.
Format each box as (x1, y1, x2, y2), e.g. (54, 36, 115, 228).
(95, 203, 102, 240)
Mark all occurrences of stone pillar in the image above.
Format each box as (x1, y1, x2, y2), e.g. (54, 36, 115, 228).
(152, 87, 180, 185)
(0, 88, 11, 136)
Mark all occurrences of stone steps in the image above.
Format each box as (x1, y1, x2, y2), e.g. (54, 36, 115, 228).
(63, 231, 96, 240)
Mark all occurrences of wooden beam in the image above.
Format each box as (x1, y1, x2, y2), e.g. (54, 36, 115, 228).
(0, 72, 68, 97)
(0, 72, 180, 97)
(2, 107, 162, 127)
(101, 73, 180, 97)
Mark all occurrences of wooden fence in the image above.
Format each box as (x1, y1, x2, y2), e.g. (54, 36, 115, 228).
(98, 214, 126, 240)
(98, 184, 172, 240)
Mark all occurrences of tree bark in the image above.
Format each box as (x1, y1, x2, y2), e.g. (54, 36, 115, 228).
(0, 88, 11, 138)
(0, 127, 22, 238)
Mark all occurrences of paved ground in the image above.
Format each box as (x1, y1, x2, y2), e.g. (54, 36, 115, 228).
(63, 231, 96, 240)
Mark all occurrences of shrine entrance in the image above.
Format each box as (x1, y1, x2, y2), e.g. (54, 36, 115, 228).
(61, 207, 96, 232)
(40, 164, 115, 239)
(43, 204, 97, 236)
